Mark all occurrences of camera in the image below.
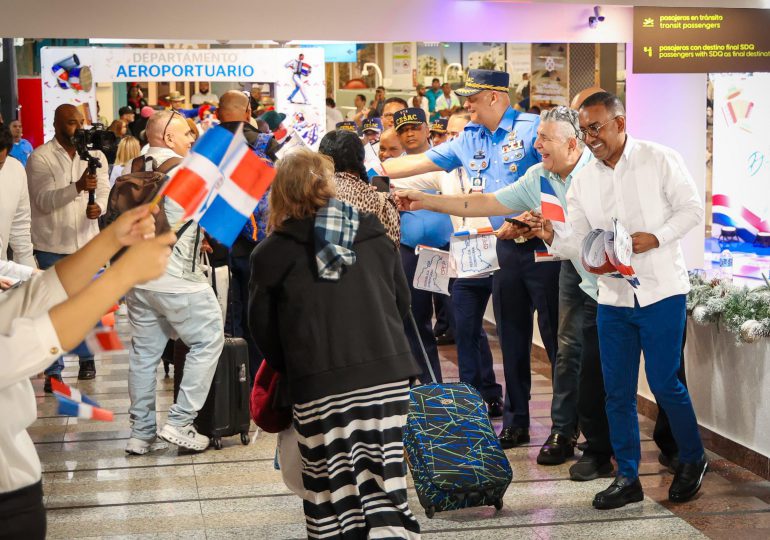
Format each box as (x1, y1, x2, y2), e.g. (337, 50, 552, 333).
(72, 124, 117, 158)
(72, 124, 117, 206)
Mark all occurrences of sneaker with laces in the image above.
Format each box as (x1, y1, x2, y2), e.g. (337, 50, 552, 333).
(157, 423, 210, 452)
(125, 437, 169, 455)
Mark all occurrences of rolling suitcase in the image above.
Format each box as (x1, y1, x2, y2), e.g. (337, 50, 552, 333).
(402, 312, 512, 518)
(174, 337, 252, 449)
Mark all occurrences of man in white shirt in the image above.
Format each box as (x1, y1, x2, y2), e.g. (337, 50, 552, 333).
(325, 97, 345, 132)
(436, 83, 462, 118)
(190, 81, 219, 107)
(346, 94, 369, 127)
(0, 205, 174, 540)
(26, 104, 110, 386)
(125, 110, 224, 455)
(0, 127, 35, 268)
(545, 92, 707, 509)
(410, 84, 430, 118)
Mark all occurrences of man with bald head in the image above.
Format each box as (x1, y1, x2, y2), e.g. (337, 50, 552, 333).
(26, 103, 110, 387)
(125, 108, 224, 455)
(378, 128, 404, 162)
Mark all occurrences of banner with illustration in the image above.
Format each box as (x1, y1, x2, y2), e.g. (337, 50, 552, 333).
(711, 73, 770, 246)
(40, 47, 326, 148)
(530, 43, 568, 109)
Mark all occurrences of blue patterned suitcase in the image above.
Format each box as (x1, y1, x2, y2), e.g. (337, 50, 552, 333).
(404, 382, 512, 518)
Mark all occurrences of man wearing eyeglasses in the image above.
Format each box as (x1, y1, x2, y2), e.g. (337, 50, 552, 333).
(124, 109, 224, 456)
(384, 69, 556, 452)
(542, 92, 707, 509)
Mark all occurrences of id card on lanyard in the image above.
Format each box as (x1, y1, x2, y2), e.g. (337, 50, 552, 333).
(467, 149, 488, 194)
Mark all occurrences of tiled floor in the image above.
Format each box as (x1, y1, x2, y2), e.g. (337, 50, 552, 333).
(31, 331, 770, 539)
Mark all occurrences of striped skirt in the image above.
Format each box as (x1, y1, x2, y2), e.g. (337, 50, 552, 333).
(293, 380, 421, 539)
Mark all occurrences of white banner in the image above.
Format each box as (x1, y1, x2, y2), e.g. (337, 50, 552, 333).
(40, 47, 326, 147)
(711, 73, 770, 242)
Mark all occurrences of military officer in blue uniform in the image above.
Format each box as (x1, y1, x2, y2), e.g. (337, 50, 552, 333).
(384, 69, 561, 448)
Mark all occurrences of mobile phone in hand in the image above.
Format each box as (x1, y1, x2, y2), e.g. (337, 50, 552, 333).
(505, 217, 532, 230)
(371, 176, 390, 193)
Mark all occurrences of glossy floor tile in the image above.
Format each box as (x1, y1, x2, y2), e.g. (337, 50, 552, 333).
(27, 336, 769, 539)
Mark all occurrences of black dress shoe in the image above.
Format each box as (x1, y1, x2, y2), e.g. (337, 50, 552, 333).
(43, 374, 63, 394)
(537, 433, 575, 465)
(435, 333, 455, 346)
(669, 454, 708, 502)
(498, 427, 530, 449)
(486, 398, 503, 418)
(78, 359, 96, 380)
(592, 476, 644, 510)
(569, 453, 614, 481)
(658, 452, 680, 474)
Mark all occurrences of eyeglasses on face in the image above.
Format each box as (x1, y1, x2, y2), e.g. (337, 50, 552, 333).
(579, 116, 621, 139)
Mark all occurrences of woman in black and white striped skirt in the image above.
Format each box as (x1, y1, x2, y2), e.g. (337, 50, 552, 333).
(249, 148, 422, 539)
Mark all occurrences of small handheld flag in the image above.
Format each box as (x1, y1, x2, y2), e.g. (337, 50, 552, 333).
(364, 142, 386, 179)
(56, 395, 114, 422)
(50, 378, 101, 408)
(540, 176, 566, 223)
(84, 327, 124, 355)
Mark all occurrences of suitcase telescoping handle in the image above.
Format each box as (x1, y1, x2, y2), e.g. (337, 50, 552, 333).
(407, 309, 438, 384)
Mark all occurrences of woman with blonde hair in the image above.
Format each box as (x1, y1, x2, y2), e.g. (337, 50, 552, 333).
(249, 148, 421, 539)
(109, 136, 141, 186)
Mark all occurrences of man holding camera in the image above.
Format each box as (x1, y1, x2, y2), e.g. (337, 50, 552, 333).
(26, 104, 110, 387)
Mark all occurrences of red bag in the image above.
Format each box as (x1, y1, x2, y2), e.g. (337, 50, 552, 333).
(249, 360, 292, 433)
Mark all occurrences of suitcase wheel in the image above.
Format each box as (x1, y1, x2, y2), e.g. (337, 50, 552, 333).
(494, 498, 503, 511)
(213, 437, 223, 450)
(240, 432, 250, 445)
(425, 506, 435, 519)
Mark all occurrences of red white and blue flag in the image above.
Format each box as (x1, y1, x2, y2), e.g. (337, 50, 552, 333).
(160, 126, 242, 219)
(56, 395, 114, 422)
(195, 143, 275, 247)
(712, 193, 770, 243)
(84, 327, 124, 355)
(540, 176, 566, 223)
(50, 377, 101, 408)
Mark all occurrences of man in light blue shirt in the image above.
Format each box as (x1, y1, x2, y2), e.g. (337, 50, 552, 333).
(9, 120, 33, 166)
(386, 69, 556, 451)
(395, 106, 614, 481)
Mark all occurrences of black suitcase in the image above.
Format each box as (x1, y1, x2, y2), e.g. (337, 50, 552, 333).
(173, 337, 252, 450)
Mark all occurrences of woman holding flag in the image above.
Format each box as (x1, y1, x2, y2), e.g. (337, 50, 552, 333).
(0, 205, 174, 539)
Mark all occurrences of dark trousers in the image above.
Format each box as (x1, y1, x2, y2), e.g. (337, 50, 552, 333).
(598, 295, 704, 478)
(432, 291, 454, 337)
(550, 261, 583, 439)
(400, 245, 443, 383)
(34, 250, 93, 375)
(578, 295, 613, 458)
(452, 276, 502, 402)
(493, 239, 560, 429)
(0, 481, 46, 540)
(230, 253, 262, 381)
(653, 326, 689, 458)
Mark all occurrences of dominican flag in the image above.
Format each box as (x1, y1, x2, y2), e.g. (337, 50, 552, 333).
(84, 327, 124, 355)
(364, 142, 386, 179)
(713, 193, 769, 242)
(50, 378, 101, 408)
(540, 176, 566, 223)
(196, 144, 276, 247)
(56, 395, 114, 422)
(160, 126, 240, 219)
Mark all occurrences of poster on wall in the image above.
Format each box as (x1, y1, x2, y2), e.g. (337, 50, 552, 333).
(530, 44, 569, 109)
(392, 42, 412, 75)
(40, 47, 326, 148)
(711, 73, 770, 246)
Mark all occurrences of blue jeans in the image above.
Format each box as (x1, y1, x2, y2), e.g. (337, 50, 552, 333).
(597, 294, 704, 479)
(493, 239, 560, 429)
(126, 287, 224, 440)
(34, 250, 93, 375)
(400, 245, 443, 384)
(452, 276, 501, 402)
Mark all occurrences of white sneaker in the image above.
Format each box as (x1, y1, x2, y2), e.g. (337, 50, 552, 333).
(157, 423, 209, 452)
(125, 436, 169, 455)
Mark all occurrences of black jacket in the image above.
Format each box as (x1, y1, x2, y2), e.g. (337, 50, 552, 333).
(248, 213, 419, 404)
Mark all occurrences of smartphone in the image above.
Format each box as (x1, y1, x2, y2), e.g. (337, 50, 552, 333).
(371, 175, 390, 193)
(505, 217, 531, 230)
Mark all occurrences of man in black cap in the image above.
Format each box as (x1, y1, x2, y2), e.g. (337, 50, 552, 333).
(118, 106, 135, 126)
(386, 69, 558, 451)
(360, 117, 382, 146)
(392, 108, 453, 385)
(430, 118, 449, 147)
